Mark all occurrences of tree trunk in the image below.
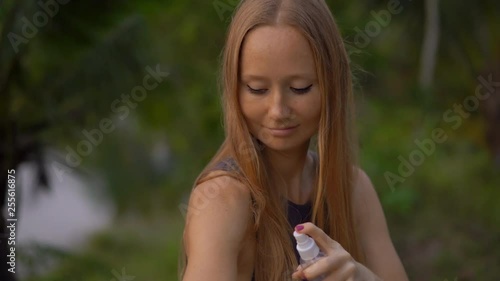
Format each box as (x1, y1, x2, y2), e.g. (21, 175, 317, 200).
(419, 0, 440, 90)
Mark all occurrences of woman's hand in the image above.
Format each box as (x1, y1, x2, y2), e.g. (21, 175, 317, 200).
(291, 222, 379, 281)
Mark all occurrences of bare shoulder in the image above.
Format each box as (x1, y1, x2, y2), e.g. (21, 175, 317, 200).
(351, 167, 409, 280)
(352, 167, 387, 234)
(189, 172, 252, 217)
(352, 167, 373, 192)
(185, 173, 253, 249)
(351, 167, 378, 225)
(183, 173, 253, 280)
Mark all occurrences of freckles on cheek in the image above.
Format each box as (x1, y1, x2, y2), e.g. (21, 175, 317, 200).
(240, 99, 258, 119)
(238, 105, 253, 128)
(241, 111, 262, 137)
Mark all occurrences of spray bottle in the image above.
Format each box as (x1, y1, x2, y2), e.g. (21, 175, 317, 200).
(293, 231, 326, 281)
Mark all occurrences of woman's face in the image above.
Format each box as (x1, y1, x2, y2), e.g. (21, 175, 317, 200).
(238, 25, 321, 152)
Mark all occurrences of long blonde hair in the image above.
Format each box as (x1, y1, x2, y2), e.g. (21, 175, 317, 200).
(179, 0, 362, 280)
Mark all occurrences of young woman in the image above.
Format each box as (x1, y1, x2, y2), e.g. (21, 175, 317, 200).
(179, 0, 409, 280)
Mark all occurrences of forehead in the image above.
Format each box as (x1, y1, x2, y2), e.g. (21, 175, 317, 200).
(239, 25, 316, 81)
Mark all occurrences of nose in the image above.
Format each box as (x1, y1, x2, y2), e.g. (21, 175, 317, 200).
(268, 88, 291, 120)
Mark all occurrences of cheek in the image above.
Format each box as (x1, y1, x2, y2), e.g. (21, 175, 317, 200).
(239, 98, 250, 119)
(300, 93, 321, 123)
(299, 99, 321, 136)
(305, 110, 320, 132)
(239, 96, 261, 126)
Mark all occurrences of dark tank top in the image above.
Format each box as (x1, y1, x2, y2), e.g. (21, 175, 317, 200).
(246, 200, 311, 281)
(213, 152, 317, 280)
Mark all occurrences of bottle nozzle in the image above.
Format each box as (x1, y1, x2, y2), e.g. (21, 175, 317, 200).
(293, 231, 320, 261)
(293, 231, 309, 243)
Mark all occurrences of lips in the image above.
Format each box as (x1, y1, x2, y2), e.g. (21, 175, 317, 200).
(267, 125, 299, 137)
(270, 125, 299, 130)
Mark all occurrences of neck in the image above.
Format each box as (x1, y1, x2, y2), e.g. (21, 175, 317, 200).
(263, 142, 314, 204)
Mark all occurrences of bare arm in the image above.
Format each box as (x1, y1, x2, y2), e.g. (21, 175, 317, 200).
(352, 169, 409, 281)
(182, 175, 253, 281)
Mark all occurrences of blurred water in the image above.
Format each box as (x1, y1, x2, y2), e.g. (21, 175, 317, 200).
(12, 153, 115, 276)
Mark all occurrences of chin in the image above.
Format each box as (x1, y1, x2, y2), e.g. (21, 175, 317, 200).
(262, 138, 307, 152)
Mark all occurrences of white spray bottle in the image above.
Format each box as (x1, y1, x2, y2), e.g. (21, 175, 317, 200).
(293, 231, 326, 281)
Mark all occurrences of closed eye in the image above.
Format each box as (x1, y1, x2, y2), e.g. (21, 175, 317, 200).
(246, 84, 313, 95)
(246, 85, 267, 94)
(291, 84, 313, 94)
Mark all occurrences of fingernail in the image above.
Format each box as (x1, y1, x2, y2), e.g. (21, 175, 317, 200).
(295, 224, 304, 231)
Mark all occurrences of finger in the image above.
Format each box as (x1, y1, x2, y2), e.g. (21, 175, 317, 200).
(291, 265, 304, 279)
(302, 252, 352, 280)
(292, 269, 309, 280)
(295, 222, 341, 255)
(291, 270, 303, 280)
(302, 253, 345, 280)
(324, 262, 356, 281)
